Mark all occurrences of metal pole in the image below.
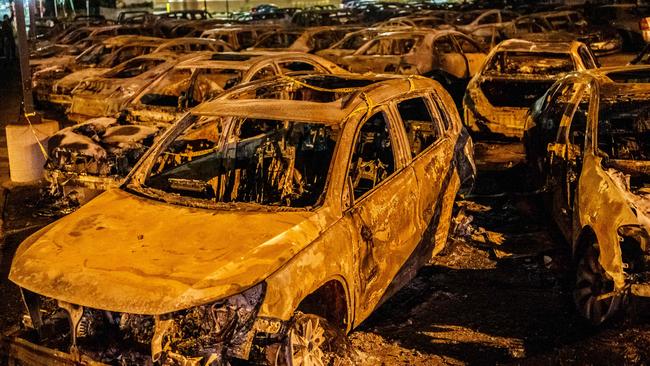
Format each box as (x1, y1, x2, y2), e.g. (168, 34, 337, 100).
(14, 0, 36, 117)
(28, 0, 37, 39)
(86, 0, 89, 16)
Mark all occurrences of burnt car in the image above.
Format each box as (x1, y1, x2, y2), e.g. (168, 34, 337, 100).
(338, 29, 486, 104)
(523, 66, 650, 324)
(248, 26, 355, 53)
(503, 11, 624, 56)
(32, 36, 163, 109)
(45, 52, 348, 194)
(200, 26, 276, 51)
(67, 52, 187, 123)
(5, 74, 475, 365)
(453, 9, 519, 47)
(464, 39, 596, 140)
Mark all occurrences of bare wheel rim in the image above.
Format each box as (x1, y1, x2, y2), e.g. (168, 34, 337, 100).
(573, 245, 621, 325)
(287, 316, 327, 366)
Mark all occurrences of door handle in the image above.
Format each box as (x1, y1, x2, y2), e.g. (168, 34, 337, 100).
(361, 224, 373, 242)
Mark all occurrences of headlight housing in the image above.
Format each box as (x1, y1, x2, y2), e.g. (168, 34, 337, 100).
(154, 282, 267, 363)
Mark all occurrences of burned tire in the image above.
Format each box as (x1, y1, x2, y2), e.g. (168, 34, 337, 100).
(278, 312, 347, 366)
(573, 243, 625, 325)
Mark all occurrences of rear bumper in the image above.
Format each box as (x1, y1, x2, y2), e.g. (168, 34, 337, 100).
(1, 328, 107, 366)
(463, 88, 528, 140)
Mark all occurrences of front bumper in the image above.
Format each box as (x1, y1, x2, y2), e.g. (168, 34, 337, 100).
(2, 328, 107, 366)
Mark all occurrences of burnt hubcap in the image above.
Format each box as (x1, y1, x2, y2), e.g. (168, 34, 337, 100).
(574, 245, 620, 325)
(288, 317, 326, 366)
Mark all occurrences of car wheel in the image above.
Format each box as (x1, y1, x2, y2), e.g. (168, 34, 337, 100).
(280, 313, 338, 366)
(573, 243, 625, 325)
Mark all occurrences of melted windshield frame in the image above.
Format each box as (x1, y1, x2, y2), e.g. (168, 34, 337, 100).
(126, 112, 340, 211)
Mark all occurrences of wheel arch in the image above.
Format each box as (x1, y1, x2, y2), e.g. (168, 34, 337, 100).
(294, 277, 352, 333)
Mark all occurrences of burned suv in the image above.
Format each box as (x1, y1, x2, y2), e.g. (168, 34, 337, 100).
(6, 74, 474, 365)
(525, 66, 650, 324)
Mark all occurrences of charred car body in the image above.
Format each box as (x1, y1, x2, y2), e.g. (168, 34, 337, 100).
(339, 29, 486, 104)
(6, 74, 475, 365)
(464, 39, 596, 140)
(248, 26, 355, 53)
(524, 66, 650, 324)
(66, 52, 190, 123)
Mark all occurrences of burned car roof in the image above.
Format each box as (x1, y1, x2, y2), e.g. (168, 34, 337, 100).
(194, 74, 426, 124)
(194, 98, 347, 124)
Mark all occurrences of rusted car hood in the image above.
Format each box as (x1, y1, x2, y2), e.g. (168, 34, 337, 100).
(10, 189, 327, 315)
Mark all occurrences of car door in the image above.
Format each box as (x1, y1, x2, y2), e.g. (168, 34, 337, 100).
(453, 34, 486, 77)
(432, 35, 468, 79)
(393, 93, 452, 257)
(343, 108, 419, 323)
(547, 81, 591, 239)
